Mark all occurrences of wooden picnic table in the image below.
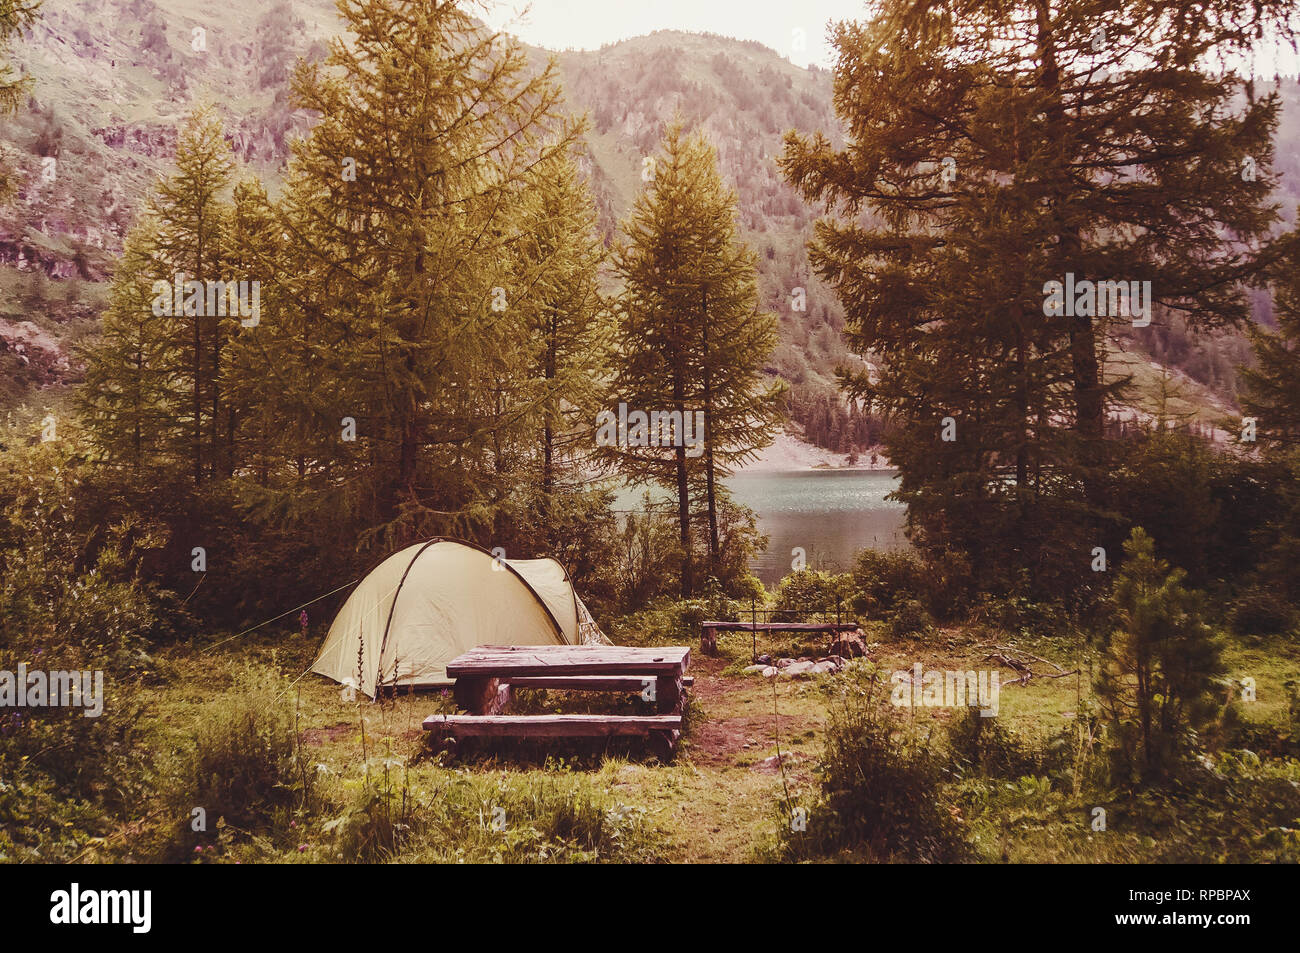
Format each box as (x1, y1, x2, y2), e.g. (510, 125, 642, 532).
(424, 644, 691, 761)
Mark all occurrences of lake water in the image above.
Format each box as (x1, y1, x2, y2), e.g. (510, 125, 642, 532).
(613, 469, 909, 586)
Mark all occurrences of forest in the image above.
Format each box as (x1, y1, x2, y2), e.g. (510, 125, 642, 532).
(1, 0, 1300, 872)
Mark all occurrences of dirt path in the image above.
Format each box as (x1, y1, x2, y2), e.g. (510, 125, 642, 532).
(687, 656, 818, 768)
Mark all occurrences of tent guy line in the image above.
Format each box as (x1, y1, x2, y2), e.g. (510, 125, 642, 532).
(200, 578, 362, 654)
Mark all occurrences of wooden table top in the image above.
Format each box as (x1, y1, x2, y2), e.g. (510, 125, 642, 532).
(446, 644, 690, 679)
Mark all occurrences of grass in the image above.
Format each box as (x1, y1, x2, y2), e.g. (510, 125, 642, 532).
(60, 616, 1300, 863)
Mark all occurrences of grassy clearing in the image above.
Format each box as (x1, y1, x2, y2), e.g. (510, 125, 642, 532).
(62, 619, 1300, 864)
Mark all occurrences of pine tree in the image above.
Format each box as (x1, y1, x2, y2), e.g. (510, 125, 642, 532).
(613, 122, 782, 594)
(1242, 232, 1300, 448)
(1095, 527, 1223, 783)
(781, 0, 1294, 593)
(0, 0, 38, 201)
(260, 0, 582, 547)
(81, 106, 236, 483)
(512, 149, 613, 546)
(144, 104, 235, 484)
(1240, 231, 1300, 604)
(79, 217, 184, 475)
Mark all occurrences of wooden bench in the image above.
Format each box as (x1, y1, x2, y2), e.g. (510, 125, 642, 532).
(700, 620, 860, 655)
(423, 714, 684, 760)
(424, 644, 692, 761)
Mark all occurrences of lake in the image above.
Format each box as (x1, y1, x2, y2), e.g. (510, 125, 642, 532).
(613, 469, 909, 586)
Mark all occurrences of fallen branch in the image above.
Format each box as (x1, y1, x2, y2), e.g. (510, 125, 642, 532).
(984, 650, 1079, 687)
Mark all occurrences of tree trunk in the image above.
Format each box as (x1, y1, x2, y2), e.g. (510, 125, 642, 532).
(701, 291, 719, 573)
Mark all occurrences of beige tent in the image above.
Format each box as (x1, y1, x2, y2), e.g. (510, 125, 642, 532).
(311, 538, 607, 697)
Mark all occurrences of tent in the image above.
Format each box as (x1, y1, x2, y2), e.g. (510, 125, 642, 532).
(311, 538, 608, 697)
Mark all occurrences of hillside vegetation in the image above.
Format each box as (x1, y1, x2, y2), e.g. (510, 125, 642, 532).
(7, 0, 1291, 446)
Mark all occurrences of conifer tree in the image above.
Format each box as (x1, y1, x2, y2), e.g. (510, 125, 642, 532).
(79, 218, 184, 475)
(1242, 232, 1300, 448)
(0, 0, 38, 201)
(82, 106, 236, 483)
(512, 149, 613, 543)
(1240, 231, 1300, 604)
(613, 122, 782, 594)
(265, 0, 582, 546)
(144, 104, 235, 484)
(1095, 527, 1223, 783)
(782, 0, 1294, 593)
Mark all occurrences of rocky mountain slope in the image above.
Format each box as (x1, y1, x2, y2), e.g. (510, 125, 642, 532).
(1, 0, 1295, 442)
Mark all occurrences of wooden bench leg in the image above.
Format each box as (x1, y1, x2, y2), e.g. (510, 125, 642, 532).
(656, 674, 684, 715)
(648, 730, 677, 763)
(701, 625, 717, 656)
(453, 676, 512, 715)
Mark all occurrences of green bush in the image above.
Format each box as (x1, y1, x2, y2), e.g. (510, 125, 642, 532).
(850, 548, 927, 616)
(0, 419, 165, 856)
(770, 569, 853, 622)
(888, 598, 933, 639)
(610, 585, 743, 648)
(946, 708, 1054, 779)
(776, 673, 967, 862)
(851, 547, 969, 621)
(175, 666, 308, 837)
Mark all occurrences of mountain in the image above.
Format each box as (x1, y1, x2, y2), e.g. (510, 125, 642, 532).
(1, 0, 1295, 444)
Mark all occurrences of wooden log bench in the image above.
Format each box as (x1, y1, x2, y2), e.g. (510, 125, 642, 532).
(700, 620, 860, 655)
(423, 714, 684, 761)
(425, 644, 692, 761)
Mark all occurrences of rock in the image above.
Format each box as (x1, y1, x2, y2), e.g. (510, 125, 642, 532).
(810, 660, 838, 674)
(784, 660, 815, 676)
(763, 666, 778, 678)
(829, 630, 868, 658)
(742, 664, 767, 675)
(755, 654, 774, 665)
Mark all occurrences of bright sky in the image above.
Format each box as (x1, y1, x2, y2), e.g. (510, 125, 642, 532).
(481, 1, 1300, 77)
(481, 0, 871, 69)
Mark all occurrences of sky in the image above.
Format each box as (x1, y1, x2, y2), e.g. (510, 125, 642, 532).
(481, 0, 871, 69)
(481, 1, 1300, 77)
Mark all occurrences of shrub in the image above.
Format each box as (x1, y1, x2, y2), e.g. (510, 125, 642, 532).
(776, 673, 967, 862)
(175, 666, 308, 837)
(851, 547, 969, 621)
(770, 569, 853, 622)
(888, 598, 933, 639)
(946, 708, 1052, 779)
(0, 419, 164, 855)
(610, 585, 743, 648)
(1095, 528, 1224, 785)
(850, 548, 928, 617)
